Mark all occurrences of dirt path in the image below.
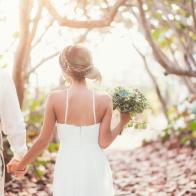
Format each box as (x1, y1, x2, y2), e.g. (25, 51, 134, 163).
(5, 142, 196, 196)
(108, 142, 196, 196)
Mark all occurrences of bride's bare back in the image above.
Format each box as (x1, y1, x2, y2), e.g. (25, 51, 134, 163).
(51, 87, 109, 126)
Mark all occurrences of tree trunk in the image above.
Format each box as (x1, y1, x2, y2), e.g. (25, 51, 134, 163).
(13, 0, 31, 107)
(13, 0, 42, 107)
(133, 44, 169, 121)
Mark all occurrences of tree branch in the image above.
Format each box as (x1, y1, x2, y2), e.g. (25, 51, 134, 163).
(27, 29, 91, 78)
(183, 77, 196, 93)
(133, 44, 169, 121)
(29, 0, 43, 43)
(137, 0, 196, 77)
(26, 51, 59, 77)
(75, 29, 90, 43)
(43, 0, 126, 28)
(32, 19, 54, 49)
(191, 0, 196, 32)
(155, 1, 196, 69)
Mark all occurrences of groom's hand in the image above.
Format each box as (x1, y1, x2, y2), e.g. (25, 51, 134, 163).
(7, 158, 27, 178)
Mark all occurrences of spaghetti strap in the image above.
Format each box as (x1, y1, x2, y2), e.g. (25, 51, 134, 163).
(92, 90, 96, 124)
(65, 88, 69, 123)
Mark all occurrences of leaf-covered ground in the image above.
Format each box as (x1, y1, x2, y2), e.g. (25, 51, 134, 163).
(5, 141, 196, 196)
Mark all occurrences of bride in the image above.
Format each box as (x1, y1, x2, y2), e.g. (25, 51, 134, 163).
(9, 45, 130, 196)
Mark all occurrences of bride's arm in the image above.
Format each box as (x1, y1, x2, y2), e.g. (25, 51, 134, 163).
(14, 93, 56, 172)
(98, 96, 130, 148)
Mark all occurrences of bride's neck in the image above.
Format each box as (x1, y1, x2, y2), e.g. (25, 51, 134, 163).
(70, 79, 87, 90)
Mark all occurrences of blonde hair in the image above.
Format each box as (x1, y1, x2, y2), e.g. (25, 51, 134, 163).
(59, 45, 102, 81)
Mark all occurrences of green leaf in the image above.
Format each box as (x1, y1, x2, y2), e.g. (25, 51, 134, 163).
(134, 123, 139, 129)
(127, 122, 133, 128)
(153, 12, 162, 20)
(189, 31, 196, 41)
(48, 143, 59, 153)
(151, 27, 168, 41)
(181, 136, 190, 145)
(188, 121, 196, 131)
(35, 169, 44, 178)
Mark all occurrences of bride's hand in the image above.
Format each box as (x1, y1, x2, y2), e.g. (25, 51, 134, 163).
(13, 167, 27, 178)
(14, 163, 27, 178)
(119, 112, 131, 126)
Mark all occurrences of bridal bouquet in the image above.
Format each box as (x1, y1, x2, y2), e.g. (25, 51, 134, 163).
(112, 86, 148, 129)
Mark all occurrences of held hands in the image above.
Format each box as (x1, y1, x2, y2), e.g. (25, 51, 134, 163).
(7, 158, 27, 178)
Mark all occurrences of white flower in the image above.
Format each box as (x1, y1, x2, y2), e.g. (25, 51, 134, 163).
(174, 118, 186, 129)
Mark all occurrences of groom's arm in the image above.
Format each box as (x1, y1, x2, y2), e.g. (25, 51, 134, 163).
(0, 71, 27, 160)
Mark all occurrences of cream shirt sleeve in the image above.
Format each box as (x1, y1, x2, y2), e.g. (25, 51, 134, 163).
(0, 71, 27, 160)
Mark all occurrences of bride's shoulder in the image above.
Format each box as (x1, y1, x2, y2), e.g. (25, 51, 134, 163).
(46, 89, 66, 102)
(95, 91, 112, 105)
(45, 90, 66, 108)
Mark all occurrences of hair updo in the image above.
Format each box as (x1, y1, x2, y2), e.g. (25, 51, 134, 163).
(59, 45, 102, 81)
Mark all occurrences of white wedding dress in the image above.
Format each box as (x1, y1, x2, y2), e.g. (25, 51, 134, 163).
(53, 89, 114, 196)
